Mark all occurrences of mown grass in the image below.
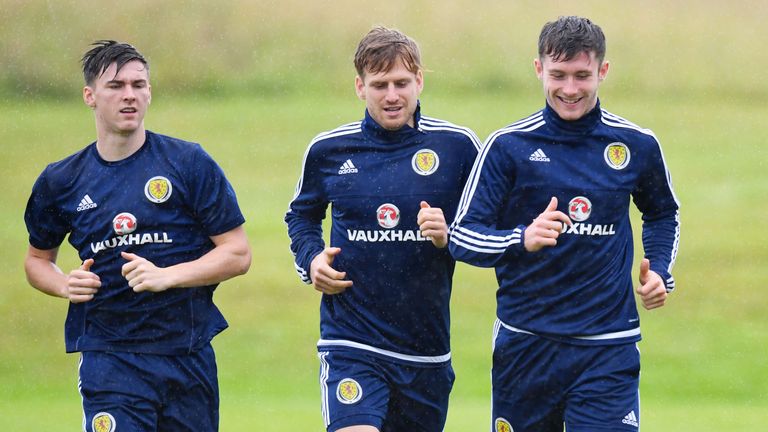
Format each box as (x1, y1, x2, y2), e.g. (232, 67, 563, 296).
(1, 92, 766, 430)
(1, 0, 767, 430)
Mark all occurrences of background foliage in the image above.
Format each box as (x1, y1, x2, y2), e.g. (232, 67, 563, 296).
(1, 1, 767, 430)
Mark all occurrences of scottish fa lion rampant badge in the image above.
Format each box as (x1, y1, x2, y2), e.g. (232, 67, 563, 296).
(412, 149, 439, 176)
(336, 378, 363, 404)
(92, 412, 116, 432)
(144, 176, 173, 203)
(495, 417, 513, 432)
(604, 142, 630, 170)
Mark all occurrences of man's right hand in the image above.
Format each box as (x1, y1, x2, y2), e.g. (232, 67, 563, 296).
(524, 197, 573, 252)
(66, 258, 101, 303)
(310, 247, 353, 295)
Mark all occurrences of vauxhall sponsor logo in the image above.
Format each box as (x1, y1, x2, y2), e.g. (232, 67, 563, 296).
(90, 212, 173, 253)
(346, 203, 429, 243)
(561, 196, 616, 237)
(346, 228, 429, 243)
(90, 232, 173, 254)
(561, 222, 616, 236)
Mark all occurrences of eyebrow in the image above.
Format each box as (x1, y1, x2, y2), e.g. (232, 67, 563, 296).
(105, 78, 148, 85)
(369, 77, 411, 85)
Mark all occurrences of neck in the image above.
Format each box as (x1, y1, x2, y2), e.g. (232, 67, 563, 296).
(95, 125, 146, 161)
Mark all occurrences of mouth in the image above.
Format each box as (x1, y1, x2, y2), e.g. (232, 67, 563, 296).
(120, 107, 137, 114)
(557, 96, 582, 105)
(383, 106, 403, 114)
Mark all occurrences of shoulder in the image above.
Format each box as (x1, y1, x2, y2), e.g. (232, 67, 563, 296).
(147, 130, 203, 153)
(599, 109, 659, 145)
(38, 144, 94, 187)
(485, 110, 546, 147)
(418, 115, 482, 151)
(311, 121, 362, 146)
(304, 121, 363, 158)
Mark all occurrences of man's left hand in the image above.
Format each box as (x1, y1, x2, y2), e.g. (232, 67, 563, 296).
(121, 252, 173, 293)
(636, 258, 667, 310)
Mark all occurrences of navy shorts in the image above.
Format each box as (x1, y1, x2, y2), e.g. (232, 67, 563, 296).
(318, 349, 455, 432)
(79, 344, 219, 432)
(492, 323, 640, 432)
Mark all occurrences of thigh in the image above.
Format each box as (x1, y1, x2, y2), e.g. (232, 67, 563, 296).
(383, 363, 455, 432)
(491, 326, 565, 432)
(565, 343, 640, 432)
(319, 350, 389, 432)
(80, 352, 158, 432)
(160, 344, 220, 432)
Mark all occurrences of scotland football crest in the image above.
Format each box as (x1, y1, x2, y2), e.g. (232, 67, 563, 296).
(604, 142, 630, 170)
(92, 412, 116, 432)
(336, 378, 363, 404)
(495, 417, 513, 432)
(411, 149, 439, 176)
(144, 176, 173, 203)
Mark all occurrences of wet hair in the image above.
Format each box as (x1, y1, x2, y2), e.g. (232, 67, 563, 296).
(353, 26, 422, 78)
(81, 40, 148, 85)
(538, 16, 606, 63)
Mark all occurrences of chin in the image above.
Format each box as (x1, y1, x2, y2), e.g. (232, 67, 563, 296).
(555, 108, 585, 121)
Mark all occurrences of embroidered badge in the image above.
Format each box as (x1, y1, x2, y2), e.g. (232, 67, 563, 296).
(412, 149, 439, 176)
(144, 176, 173, 203)
(92, 412, 116, 432)
(495, 417, 513, 432)
(336, 378, 363, 404)
(604, 142, 630, 170)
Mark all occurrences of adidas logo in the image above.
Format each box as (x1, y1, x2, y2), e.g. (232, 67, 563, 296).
(338, 159, 359, 175)
(76, 194, 98, 212)
(621, 410, 639, 427)
(529, 149, 550, 162)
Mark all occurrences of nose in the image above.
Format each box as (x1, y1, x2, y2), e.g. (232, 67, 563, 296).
(385, 84, 399, 102)
(562, 77, 578, 96)
(122, 86, 136, 101)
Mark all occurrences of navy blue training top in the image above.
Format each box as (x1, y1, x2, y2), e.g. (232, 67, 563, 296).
(286, 106, 480, 364)
(450, 101, 680, 345)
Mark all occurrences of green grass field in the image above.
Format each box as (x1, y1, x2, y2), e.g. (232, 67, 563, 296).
(1, 1, 767, 430)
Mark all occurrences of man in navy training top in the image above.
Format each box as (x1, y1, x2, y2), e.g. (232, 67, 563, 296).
(24, 40, 251, 432)
(285, 26, 481, 432)
(449, 16, 681, 432)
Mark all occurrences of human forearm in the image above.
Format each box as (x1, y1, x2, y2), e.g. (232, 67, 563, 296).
(24, 249, 67, 298)
(165, 240, 251, 288)
(121, 226, 251, 292)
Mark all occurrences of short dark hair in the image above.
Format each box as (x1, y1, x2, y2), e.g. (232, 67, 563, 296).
(538, 16, 606, 63)
(353, 26, 422, 78)
(81, 40, 148, 85)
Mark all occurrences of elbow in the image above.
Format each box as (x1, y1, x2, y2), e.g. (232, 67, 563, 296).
(235, 246, 252, 276)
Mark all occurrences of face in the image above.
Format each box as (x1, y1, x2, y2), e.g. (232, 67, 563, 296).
(355, 59, 423, 131)
(534, 51, 609, 121)
(83, 60, 151, 136)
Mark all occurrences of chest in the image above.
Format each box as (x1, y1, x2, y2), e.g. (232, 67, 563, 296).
(321, 143, 466, 200)
(62, 162, 192, 241)
(510, 137, 641, 193)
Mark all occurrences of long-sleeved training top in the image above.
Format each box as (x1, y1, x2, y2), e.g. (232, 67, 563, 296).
(449, 101, 680, 345)
(286, 106, 480, 363)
